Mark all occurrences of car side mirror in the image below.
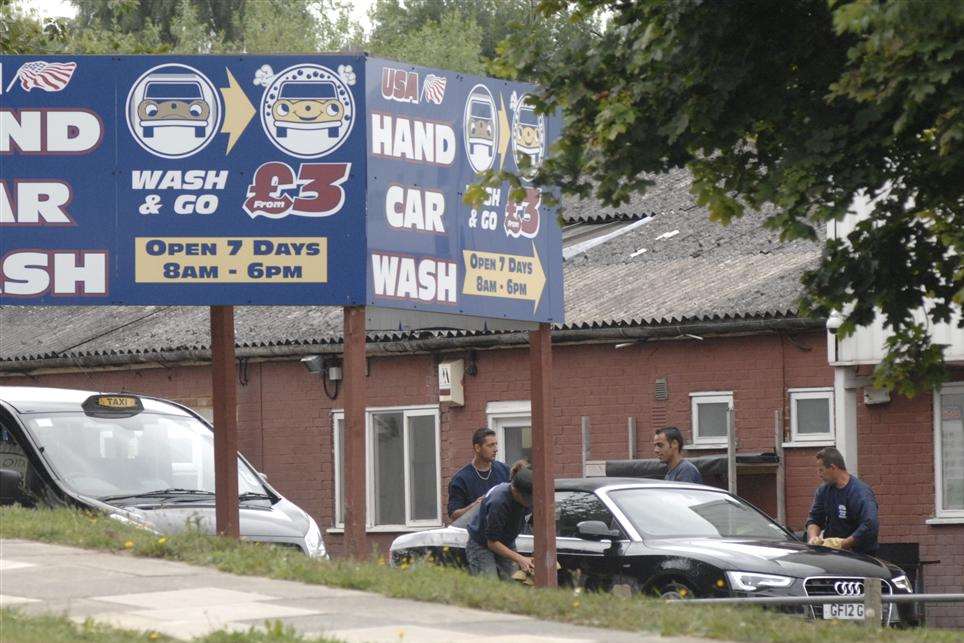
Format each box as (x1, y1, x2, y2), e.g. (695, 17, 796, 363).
(577, 520, 620, 541)
(258, 471, 268, 482)
(0, 468, 25, 506)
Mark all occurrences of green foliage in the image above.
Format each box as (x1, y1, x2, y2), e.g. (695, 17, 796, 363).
(1, 0, 358, 55)
(494, 0, 964, 395)
(2, 505, 961, 643)
(371, 10, 485, 76)
(366, 0, 596, 76)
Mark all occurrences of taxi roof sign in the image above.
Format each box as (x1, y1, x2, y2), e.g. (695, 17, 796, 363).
(82, 394, 144, 417)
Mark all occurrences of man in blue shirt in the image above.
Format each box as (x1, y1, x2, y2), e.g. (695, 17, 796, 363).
(447, 428, 510, 521)
(466, 463, 534, 579)
(653, 426, 703, 483)
(806, 447, 879, 555)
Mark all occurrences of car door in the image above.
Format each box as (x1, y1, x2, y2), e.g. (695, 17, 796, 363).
(554, 490, 626, 584)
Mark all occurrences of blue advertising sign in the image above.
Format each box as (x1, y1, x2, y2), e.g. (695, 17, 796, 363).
(0, 55, 563, 323)
(365, 58, 563, 323)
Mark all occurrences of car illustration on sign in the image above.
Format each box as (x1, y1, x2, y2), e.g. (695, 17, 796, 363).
(125, 64, 221, 159)
(137, 75, 210, 138)
(463, 84, 498, 174)
(271, 80, 344, 138)
(511, 93, 545, 180)
(259, 64, 355, 159)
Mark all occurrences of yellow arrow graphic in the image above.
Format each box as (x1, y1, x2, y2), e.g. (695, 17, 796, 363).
(220, 68, 255, 155)
(462, 242, 546, 313)
(497, 94, 511, 170)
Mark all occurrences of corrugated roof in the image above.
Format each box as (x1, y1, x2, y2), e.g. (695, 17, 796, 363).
(0, 169, 822, 364)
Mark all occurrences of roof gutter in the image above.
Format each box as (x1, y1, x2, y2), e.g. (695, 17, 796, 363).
(0, 317, 824, 376)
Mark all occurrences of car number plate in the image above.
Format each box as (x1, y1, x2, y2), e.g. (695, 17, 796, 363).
(823, 603, 864, 620)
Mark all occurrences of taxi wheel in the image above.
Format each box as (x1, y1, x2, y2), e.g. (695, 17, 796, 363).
(194, 126, 205, 137)
(658, 580, 697, 600)
(277, 127, 287, 138)
(143, 127, 154, 138)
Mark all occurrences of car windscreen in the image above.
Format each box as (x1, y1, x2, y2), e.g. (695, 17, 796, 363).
(20, 411, 265, 501)
(279, 82, 336, 99)
(145, 82, 202, 100)
(519, 107, 539, 127)
(470, 100, 492, 119)
(608, 487, 791, 540)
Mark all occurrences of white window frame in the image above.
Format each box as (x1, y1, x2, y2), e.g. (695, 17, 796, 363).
(934, 382, 964, 521)
(690, 391, 733, 446)
(788, 387, 835, 444)
(332, 405, 442, 530)
(486, 401, 531, 464)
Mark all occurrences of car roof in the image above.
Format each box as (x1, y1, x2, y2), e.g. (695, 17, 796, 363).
(0, 386, 192, 416)
(555, 477, 721, 492)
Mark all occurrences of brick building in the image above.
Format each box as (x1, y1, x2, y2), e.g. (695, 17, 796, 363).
(2, 171, 961, 626)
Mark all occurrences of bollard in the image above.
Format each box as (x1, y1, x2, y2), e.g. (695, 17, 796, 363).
(862, 578, 882, 627)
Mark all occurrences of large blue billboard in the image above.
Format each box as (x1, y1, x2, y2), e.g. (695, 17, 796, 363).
(0, 55, 563, 323)
(365, 58, 563, 323)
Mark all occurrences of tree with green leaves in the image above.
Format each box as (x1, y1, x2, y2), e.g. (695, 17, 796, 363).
(1, 0, 359, 56)
(366, 0, 595, 75)
(486, 0, 964, 395)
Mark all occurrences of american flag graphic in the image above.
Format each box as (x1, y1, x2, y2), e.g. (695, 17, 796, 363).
(8, 61, 77, 93)
(422, 74, 447, 105)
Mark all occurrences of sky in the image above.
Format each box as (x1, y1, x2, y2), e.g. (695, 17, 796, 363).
(24, 0, 376, 33)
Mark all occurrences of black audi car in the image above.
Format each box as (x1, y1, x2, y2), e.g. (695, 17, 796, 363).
(390, 477, 914, 624)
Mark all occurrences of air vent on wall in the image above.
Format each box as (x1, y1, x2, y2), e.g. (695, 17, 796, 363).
(654, 377, 668, 401)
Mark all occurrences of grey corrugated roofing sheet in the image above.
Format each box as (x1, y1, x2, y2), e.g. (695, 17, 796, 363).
(0, 169, 822, 364)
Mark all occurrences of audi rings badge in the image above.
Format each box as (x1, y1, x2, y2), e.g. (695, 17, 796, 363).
(833, 581, 864, 596)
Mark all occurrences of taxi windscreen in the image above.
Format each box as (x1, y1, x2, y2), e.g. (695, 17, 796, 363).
(21, 412, 264, 501)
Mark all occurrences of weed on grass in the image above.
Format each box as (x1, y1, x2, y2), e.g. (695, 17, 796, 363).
(1, 506, 958, 643)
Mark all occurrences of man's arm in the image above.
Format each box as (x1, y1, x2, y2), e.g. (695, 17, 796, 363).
(450, 496, 482, 521)
(446, 475, 470, 521)
(805, 487, 826, 544)
(487, 539, 533, 572)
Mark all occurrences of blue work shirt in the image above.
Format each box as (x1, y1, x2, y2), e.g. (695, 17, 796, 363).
(806, 475, 879, 554)
(666, 459, 703, 484)
(467, 482, 527, 549)
(447, 460, 509, 519)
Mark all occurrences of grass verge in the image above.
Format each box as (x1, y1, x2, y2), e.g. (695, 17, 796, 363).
(0, 609, 341, 643)
(1, 506, 958, 643)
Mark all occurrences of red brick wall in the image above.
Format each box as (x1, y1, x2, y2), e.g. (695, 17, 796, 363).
(5, 330, 963, 626)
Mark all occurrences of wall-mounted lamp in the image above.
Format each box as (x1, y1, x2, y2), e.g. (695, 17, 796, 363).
(301, 355, 342, 399)
(301, 355, 324, 373)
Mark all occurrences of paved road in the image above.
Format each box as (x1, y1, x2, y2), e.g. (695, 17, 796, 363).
(0, 539, 712, 642)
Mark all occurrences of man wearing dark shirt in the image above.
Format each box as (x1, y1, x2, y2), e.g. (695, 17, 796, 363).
(653, 426, 703, 484)
(447, 428, 510, 521)
(806, 447, 879, 555)
(466, 463, 534, 579)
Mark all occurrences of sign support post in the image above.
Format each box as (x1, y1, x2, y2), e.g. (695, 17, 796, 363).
(343, 306, 368, 558)
(530, 322, 557, 587)
(210, 305, 240, 538)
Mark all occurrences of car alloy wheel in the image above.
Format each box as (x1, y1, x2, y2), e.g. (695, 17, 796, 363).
(658, 581, 696, 600)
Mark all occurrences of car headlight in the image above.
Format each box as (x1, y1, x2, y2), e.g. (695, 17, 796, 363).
(725, 571, 794, 592)
(891, 574, 912, 593)
(304, 516, 327, 559)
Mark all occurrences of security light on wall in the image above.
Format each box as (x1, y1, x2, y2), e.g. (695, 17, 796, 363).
(301, 355, 323, 373)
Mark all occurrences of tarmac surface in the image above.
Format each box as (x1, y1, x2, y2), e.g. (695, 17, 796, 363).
(0, 539, 715, 642)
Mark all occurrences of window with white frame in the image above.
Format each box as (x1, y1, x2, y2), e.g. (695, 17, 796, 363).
(789, 388, 834, 443)
(332, 406, 441, 529)
(690, 392, 732, 445)
(936, 384, 964, 518)
(486, 401, 531, 466)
